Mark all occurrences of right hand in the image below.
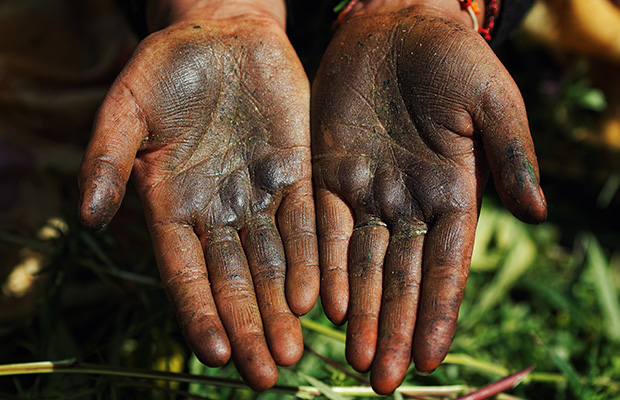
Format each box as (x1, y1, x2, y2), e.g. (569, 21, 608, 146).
(78, 2, 318, 390)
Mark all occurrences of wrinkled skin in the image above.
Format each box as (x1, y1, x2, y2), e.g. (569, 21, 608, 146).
(79, 18, 319, 390)
(312, 8, 547, 394)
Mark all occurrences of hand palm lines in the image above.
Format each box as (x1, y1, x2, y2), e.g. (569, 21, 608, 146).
(323, 57, 476, 223)
(135, 49, 286, 226)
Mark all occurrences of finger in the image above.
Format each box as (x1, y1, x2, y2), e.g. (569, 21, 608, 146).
(78, 79, 148, 230)
(412, 212, 477, 373)
(204, 227, 278, 391)
(278, 179, 320, 316)
(370, 226, 425, 395)
(476, 71, 547, 224)
(150, 222, 230, 367)
(345, 219, 389, 372)
(242, 215, 304, 367)
(316, 189, 354, 325)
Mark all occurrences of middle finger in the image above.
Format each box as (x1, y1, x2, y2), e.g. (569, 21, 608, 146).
(242, 214, 304, 367)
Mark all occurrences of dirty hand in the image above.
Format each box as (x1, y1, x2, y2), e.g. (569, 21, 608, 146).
(312, 0, 546, 394)
(78, 0, 318, 390)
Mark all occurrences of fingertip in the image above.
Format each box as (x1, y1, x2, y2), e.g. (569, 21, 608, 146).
(370, 355, 410, 395)
(370, 375, 399, 396)
(78, 162, 126, 230)
(265, 314, 304, 366)
(488, 139, 548, 225)
(232, 340, 279, 391)
(185, 323, 231, 367)
(320, 288, 349, 326)
(499, 182, 547, 225)
(245, 367, 279, 392)
(411, 314, 454, 375)
(79, 190, 124, 231)
(523, 185, 547, 224)
(411, 337, 448, 374)
(286, 265, 320, 316)
(414, 366, 435, 376)
(346, 324, 377, 372)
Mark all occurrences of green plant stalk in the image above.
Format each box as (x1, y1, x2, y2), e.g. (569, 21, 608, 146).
(300, 317, 346, 342)
(440, 354, 565, 384)
(0, 359, 475, 398)
(444, 354, 509, 376)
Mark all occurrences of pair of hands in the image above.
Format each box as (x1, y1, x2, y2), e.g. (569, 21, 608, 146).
(79, 0, 546, 394)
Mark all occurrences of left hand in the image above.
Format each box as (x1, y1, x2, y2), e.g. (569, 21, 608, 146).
(312, 2, 546, 394)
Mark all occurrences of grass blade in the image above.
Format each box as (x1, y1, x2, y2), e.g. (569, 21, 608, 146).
(584, 234, 620, 341)
(298, 371, 347, 400)
(466, 222, 536, 327)
(301, 317, 346, 342)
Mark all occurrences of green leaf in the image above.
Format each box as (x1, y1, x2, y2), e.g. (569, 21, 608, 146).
(466, 220, 537, 326)
(298, 372, 347, 400)
(585, 234, 620, 342)
(471, 204, 502, 272)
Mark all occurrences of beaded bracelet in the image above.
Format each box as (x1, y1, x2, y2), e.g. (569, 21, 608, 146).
(458, 0, 499, 41)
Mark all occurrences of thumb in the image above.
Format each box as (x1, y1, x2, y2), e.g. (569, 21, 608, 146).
(79, 78, 148, 230)
(476, 70, 547, 224)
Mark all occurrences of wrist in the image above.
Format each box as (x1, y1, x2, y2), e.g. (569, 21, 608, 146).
(146, 0, 286, 32)
(341, 0, 500, 38)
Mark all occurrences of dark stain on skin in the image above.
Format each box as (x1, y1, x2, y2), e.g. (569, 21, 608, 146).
(505, 142, 538, 188)
(80, 161, 126, 230)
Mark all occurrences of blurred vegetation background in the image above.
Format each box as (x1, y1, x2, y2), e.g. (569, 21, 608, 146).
(1, 0, 620, 399)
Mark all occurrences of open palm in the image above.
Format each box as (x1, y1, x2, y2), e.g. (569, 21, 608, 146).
(312, 8, 546, 394)
(79, 18, 318, 390)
